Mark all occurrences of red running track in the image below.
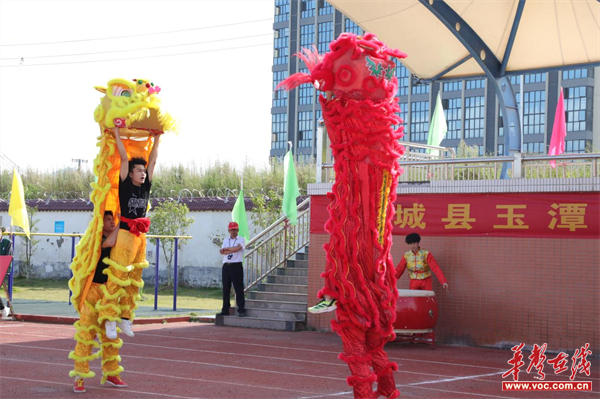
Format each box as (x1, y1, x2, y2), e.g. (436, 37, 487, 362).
(0, 320, 598, 398)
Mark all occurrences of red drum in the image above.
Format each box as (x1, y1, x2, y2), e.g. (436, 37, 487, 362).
(393, 289, 438, 331)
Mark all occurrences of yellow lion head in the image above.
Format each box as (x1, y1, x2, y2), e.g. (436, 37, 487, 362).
(93, 78, 176, 135)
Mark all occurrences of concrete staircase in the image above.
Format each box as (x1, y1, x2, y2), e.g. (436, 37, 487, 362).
(215, 252, 308, 331)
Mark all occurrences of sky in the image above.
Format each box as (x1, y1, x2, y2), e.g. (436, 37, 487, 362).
(0, 0, 274, 174)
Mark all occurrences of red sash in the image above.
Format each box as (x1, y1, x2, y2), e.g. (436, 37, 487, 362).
(120, 216, 151, 236)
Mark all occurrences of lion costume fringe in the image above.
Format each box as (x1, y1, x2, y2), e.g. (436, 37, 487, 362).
(68, 78, 175, 382)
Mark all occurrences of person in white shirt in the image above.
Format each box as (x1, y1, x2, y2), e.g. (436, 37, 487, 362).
(217, 222, 246, 317)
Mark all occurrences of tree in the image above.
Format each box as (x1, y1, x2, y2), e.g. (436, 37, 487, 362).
(148, 201, 194, 286)
(19, 205, 40, 279)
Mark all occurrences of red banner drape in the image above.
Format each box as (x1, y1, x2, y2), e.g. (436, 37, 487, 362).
(310, 193, 600, 238)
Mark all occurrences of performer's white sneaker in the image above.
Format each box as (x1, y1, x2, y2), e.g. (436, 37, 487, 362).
(1, 308, 10, 319)
(105, 321, 118, 340)
(118, 319, 134, 337)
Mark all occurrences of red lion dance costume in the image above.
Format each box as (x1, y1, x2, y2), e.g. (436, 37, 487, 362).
(278, 33, 406, 399)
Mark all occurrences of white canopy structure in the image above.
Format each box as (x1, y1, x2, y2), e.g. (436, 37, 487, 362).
(328, 0, 600, 81)
(327, 0, 600, 168)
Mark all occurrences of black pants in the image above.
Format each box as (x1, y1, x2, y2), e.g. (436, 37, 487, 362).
(222, 262, 245, 312)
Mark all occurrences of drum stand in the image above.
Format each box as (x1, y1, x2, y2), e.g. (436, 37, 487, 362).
(393, 329, 435, 349)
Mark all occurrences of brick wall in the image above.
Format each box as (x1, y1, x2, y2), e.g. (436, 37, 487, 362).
(308, 233, 599, 353)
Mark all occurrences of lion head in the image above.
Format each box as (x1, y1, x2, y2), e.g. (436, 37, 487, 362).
(93, 78, 176, 136)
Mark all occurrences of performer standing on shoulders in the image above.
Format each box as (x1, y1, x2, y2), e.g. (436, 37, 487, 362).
(99, 127, 159, 340)
(396, 233, 448, 291)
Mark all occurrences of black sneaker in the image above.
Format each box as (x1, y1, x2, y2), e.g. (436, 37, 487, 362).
(216, 311, 229, 316)
(237, 310, 246, 317)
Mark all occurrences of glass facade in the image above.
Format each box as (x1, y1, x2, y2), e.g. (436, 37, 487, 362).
(466, 78, 485, 90)
(274, 0, 290, 22)
(410, 101, 430, 142)
(272, 113, 287, 150)
(396, 63, 409, 97)
(300, 0, 315, 18)
(444, 98, 462, 140)
(523, 91, 546, 135)
(565, 86, 590, 132)
(443, 80, 462, 92)
(464, 96, 484, 139)
(298, 111, 314, 148)
(272, 71, 289, 107)
(318, 0, 333, 15)
(298, 68, 314, 105)
(344, 19, 363, 35)
(563, 68, 590, 80)
(273, 28, 289, 65)
(300, 24, 315, 49)
(318, 22, 333, 53)
(270, 5, 597, 160)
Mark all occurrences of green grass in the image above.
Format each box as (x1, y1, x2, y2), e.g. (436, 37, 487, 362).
(11, 278, 224, 314)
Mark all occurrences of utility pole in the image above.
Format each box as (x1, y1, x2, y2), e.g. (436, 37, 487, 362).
(72, 159, 88, 172)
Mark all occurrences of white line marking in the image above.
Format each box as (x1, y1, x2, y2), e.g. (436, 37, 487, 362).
(407, 371, 505, 386)
(2, 358, 321, 395)
(0, 375, 202, 398)
(1, 344, 347, 382)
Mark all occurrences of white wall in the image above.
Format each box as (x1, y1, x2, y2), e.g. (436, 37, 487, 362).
(0, 210, 256, 286)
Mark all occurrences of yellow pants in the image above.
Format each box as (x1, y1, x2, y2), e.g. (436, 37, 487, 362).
(98, 229, 149, 323)
(69, 283, 122, 382)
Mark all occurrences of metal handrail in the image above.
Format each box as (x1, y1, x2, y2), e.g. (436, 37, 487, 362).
(322, 153, 600, 167)
(245, 197, 311, 249)
(8, 231, 193, 239)
(243, 198, 311, 292)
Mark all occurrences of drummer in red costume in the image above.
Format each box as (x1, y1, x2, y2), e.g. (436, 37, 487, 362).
(396, 233, 448, 291)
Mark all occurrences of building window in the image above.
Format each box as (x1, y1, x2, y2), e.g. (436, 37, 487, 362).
(465, 78, 485, 90)
(273, 71, 289, 107)
(523, 90, 545, 135)
(509, 75, 521, 85)
(273, 28, 289, 65)
(410, 101, 430, 142)
(563, 68, 591, 80)
(298, 68, 314, 105)
(411, 81, 430, 95)
(464, 96, 484, 138)
(498, 96, 521, 137)
(565, 139, 588, 154)
(272, 113, 287, 150)
(300, 24, 315, 49)
(274, 0, 290, 22)
(396, 63, 409, 97)
(443, 80, 462, 92)
(298, 111, 314, 148)
(523, 142, 545, 154)
(301, 0, 316, 18)
(318, 22, 333, 53)
(525, 73, 546, 84)
(315, 109, 322, 131)
(344, 19, 363, 35)
(394, 102, 408, 140)
(498, 144, 504, 156)
(443, 98, 462, 140)
(318, 0, 333, 15)
(565, 86, 590, 132)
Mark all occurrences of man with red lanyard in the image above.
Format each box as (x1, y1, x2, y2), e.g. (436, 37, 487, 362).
(99, 127, 160, 342)
(396, 233, 449, 291)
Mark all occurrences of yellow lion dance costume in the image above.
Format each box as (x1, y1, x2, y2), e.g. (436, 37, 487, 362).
(68, 78, 175, 390)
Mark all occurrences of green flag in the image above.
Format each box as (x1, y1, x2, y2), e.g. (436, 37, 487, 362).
(282, 149, 300, 225)
(231, 189, 249, 241)
(427, 93, 448, 154)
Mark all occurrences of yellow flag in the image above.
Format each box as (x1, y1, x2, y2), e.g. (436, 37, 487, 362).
(8, 169, 30, 239)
